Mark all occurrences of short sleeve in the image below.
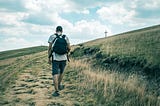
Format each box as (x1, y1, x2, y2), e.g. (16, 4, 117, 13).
(48, 35, 56, 43)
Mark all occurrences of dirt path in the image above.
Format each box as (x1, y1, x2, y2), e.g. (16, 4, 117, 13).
(2, 54, 82, 106)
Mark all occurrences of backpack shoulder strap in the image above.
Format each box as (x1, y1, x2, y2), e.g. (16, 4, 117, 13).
(55, 34, 59, 38)
(51, 34, 58, 44)
(51, 34, 59, 54)
(62, 35, 66, 38)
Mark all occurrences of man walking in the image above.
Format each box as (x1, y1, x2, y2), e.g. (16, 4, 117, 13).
(48, 26, 71, 97)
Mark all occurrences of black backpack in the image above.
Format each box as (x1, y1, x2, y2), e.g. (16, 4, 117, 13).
(52, 34, 68, 55)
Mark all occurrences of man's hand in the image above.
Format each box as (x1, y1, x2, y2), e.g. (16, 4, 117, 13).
(48, 58, 52, 64)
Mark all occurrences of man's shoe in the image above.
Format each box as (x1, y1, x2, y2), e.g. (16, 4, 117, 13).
(52, 91, 60, 97)
(58, 85, 65, 90)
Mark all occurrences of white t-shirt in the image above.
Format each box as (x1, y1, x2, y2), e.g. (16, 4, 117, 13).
(48, 34, 70, 61)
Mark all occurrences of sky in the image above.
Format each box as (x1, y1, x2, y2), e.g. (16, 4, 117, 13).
(0, 0, 160, 51)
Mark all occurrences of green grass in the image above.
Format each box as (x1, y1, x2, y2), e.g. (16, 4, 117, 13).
(0, 46, 47, 60)
(71, 24, 160, 78)
(0, 46, 48, 94)
(85, 25, 160, 64)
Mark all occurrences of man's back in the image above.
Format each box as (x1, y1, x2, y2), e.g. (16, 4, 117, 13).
(48, 34, 70, 61)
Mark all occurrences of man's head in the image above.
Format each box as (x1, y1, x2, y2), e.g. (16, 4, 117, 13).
(56, 26, 63, 35)
(56, 26, 63, 33)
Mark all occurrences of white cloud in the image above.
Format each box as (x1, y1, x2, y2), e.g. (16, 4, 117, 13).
(25, 0, 42, 12)
(142, 0, 160, 9)
(0, 12, 27, 26)
(97, 3, 136, 25)
(68, 20, 111, 40)
(0, 0, 26, 12)
(47, 18, 111, 44)
(0, 37, 42, 51)
(24, 0, 84, 14)
(45, 18, 111, 44)
(4, 37, 28, 44)
(120, 0, 160, 10)
(81, 9, 90, 14)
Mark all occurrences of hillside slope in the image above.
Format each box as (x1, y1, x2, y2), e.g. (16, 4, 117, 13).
(0, 46, 47, 60)
(1, 50, 159, 106)
(71, 25, 160, 79)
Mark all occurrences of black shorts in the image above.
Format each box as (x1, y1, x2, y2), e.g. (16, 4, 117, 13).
(52, 60, 66, 75)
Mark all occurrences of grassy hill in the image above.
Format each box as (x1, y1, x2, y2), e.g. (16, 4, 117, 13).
(0, 25, 160, 106)
(0, 46, 47, 60)
(70, 25, 160, 105)
(71, 25, 160, 78)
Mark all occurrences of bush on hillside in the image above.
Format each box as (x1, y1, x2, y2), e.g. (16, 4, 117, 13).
(71, 45, 160, 79)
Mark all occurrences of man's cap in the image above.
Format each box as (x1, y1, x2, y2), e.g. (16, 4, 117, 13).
(56, 26, 63, 32)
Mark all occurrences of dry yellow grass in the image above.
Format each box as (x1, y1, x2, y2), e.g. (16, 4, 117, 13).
(68, 59, 160, 106)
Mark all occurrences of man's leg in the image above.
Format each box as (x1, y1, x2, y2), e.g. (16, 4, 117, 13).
(58, 60, 66, 90)
(58, 73, 63, 86)
(52, 75, 60, 96)
(53, 74, 59, 91)
(52, 60, 60, 96)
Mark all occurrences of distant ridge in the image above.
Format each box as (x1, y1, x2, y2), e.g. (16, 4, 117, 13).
(116, 24, 160, 36)
(0, 46, 47, 60)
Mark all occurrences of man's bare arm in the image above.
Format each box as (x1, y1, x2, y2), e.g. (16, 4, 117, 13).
(67, 43, 71, 53)
(48, 43, 52, 58)
(48, 43, 52, 64)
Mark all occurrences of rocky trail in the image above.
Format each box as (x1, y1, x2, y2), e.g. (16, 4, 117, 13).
(2, 52, 83, 106)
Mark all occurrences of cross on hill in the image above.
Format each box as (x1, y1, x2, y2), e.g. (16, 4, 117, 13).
(105, 30, 107, 37)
